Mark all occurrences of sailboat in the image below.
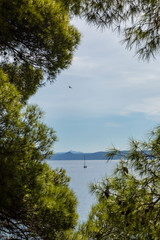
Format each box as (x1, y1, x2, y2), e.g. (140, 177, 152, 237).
(83, 155, 87, 168)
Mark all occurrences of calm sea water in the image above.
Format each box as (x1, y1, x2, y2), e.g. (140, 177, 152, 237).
(47, 159, 119, 223)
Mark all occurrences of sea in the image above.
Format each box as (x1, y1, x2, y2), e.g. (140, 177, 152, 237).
(47, 159, 119, 223)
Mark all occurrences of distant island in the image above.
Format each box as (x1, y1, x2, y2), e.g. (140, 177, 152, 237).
(50, 151, 128, 160)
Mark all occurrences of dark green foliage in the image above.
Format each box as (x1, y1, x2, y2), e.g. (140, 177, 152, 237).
(0, 0, 80, 81)
(0, 70, 78, 239)
(0, 1, 83, 238)
(80, 126, 160, 239)
(1, 62, 43, 103)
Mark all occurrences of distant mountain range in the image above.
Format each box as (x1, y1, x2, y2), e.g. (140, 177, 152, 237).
(50, 151, 127, 160)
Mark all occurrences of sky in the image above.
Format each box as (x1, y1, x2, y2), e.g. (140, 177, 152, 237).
(29, 18, 160, 153)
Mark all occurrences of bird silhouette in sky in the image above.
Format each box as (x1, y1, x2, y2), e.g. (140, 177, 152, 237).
(69, 86, 72, 89)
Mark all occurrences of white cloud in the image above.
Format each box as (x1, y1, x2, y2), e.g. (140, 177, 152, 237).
(127, 97, 160, 116)
(30, 18, 160, 120)
(28, 17, 160, 152)
(104, 122, 122, 128)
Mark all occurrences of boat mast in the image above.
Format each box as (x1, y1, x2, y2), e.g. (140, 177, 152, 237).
(84, 154, 87, 168)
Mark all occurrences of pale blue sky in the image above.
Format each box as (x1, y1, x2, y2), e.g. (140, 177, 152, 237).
(29, 18, 160, 153)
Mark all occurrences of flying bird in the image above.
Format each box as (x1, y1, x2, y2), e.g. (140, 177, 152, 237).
(69, 86, 72, 89)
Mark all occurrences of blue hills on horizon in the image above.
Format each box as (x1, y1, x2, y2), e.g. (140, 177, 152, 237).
(51, 151, 128, 160)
